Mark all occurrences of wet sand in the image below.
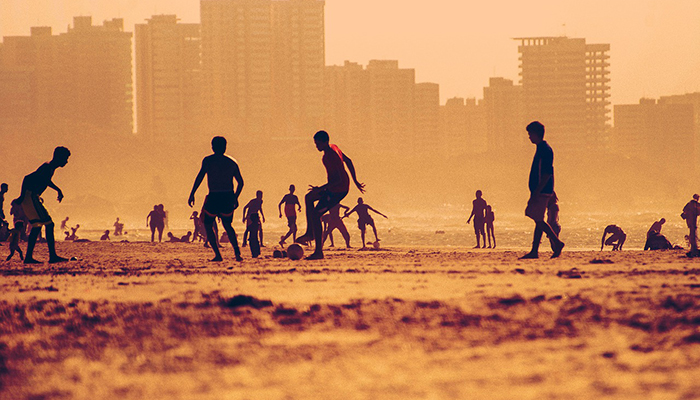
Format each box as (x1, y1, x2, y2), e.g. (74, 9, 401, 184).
(2, 242, 700, 399)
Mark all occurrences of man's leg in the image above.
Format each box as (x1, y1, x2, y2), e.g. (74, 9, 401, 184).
(296, 191, 321, 245)
(338, 222, 351, 248)
(370, 222, 379, 242)
(242, 226, 249, 247)
(305, 210, 324, 259)
(150, 226, 155, 242)
(520, 225, 544, 259)
(259, 224, 264, 247)
(24, 226, 41, 263)
(46, 223, 68, 263)
(221, 216, 242, 261)
(360, 228, 367, 249)
(203, 218, 223, 261)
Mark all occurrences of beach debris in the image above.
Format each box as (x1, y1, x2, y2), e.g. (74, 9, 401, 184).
(221, 295, 273, 310)
(589, 259, 614, 264)
(557, 268, 583, 279)
(496, 295, 526, 307)
(514, 268, 526, 274)
(435, 230, 445, 234)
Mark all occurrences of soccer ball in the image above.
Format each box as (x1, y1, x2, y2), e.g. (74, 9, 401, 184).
(287, 244, 304, 260)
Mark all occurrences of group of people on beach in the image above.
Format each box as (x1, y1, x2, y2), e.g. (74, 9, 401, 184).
(3, 122, 700, 263)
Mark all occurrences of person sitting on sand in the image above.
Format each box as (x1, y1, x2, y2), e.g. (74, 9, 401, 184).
(644, 231, 673, 250)
(167, 232, 180, 243)
(14, 146, 71, 264)
(6, 220, 25, 261)
(344, 197, 387, 249)
(647, 218, 666, 238)
(100, 230, 110, 241)
(467, 190, 488, 249)
(179, 232, 192, 243)
(601, 225, 626, 251)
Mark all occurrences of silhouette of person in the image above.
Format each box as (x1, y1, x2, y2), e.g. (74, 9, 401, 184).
(146, 205, 165, 242)
(520, 122, 565, 259)
(278, 185, 302, 246)
(242, 190, 265, 248)
(113, 217, 124, 236)
(10, 199, 30, 242)
(60, 216, 69, 231)
(66, 224, 80, 241)
(601, 225, 626, 251)
(220, 231, 230, 244)
(188, 136, 244, 262)
(644, 231, 673, 250)
(14, 146, 71, 264)
(295, 131, 365, 260)
(190, 211, 206, 243)
(180, 232, 192, 243)
(247, 212, 261, 258)
(167, 232, 180, 242)
(322, 203, 351, 248)
(467, 190, 488, 248)
(344, 197, 387, 249)
(0, 183, 8, 224)
(647, 218, 665, 238)
(682, 194, 700, 257)
(6, 220, 25, 261)
(100, 230, 110, 241)
(485, 205, 496, 249)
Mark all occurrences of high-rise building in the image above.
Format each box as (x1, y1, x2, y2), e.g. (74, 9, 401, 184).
(200, 0, 325, 140)
(136, 15, 202, 141)
(366, 60, 415, 152)
(516, 37, 610, 152)
(482, 77, 525, 153)
(413, 82, 440, 154)
(323, 61, 370, 145)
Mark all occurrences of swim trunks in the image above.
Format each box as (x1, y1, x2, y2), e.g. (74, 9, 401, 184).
(20, 191, 52, 227)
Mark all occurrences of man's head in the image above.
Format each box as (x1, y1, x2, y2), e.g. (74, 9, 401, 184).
(660, 218, 666, 224)
(289, 184, 295, 193)
(475, 190, 482, 198)
(526, 121, 545, 144)
(357, 197, 364, 204)
(0, 183, 7, 193)
(314, 130, 330, 152)
(52, 146, 71, 167)
(256, 190, 263, 199)
(694, 194, 699, 201)
(211, 136, 227, 154)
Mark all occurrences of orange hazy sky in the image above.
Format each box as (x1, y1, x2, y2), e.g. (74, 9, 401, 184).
(1, 0, 699, 105)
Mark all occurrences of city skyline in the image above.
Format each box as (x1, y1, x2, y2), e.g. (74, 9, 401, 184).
(1, 0, 699, 106)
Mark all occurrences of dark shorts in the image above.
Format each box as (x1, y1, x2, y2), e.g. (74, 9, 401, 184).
(473, 218, 485, 234)
(202, 192, 238, 223)
(21, 192, 52, 228)
(315, 190, 347, 215)
(287, 215, 297, 228)
(525, 193, 554, 222)
(358, 216, 374, 230)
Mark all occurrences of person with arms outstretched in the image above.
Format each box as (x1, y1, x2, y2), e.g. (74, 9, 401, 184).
(520, 121, 565, 259)
(242, 190, 265, 247)
(278, 185, 301, 246)
(601, 224, 626, 251)
(15, 146, 71, 264)
(467, 190, 488, 248)
(295, 130, 365, 260)
(189, 136, 244, 261)
(344, 197, 387, 249)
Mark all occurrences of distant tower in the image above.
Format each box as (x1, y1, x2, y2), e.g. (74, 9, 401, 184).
(135, 15, 202, 141)
(515, 37, 610, 152)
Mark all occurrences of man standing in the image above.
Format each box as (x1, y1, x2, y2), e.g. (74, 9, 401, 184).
(295, 130, 365, 260)
(682, 194, 700, 257)
(466, 190, 488, 248)
(278, 184, 301, 246)
(16, 146, 71, 264)
(188, 136, 244, 262)
(520, 121, 565, 259)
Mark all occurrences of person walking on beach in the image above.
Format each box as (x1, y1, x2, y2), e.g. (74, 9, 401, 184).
(467, 190, 488, 248)
(344, 197, 387, 249)
(520, 121, 565, 259)
(188, 136, 244, 262)
(242, 190, 265, 247)
(5, 221, 25, 261)
(601, 225, 626, 251)
(146, 205, 165, 242)
(485, 205, 496, 248)
(14, 146, 71, 264)
(278, 185, 301, 246)
(682, 194, 700, 257)
(295, 130, 365, 260)
(322, 203, 351, 248)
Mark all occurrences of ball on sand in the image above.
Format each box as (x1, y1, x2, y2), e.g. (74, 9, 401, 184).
(373, 241, 380, 250)
(287, 244, 304, 260)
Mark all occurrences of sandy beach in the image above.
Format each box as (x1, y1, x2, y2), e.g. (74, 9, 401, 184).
(1, 241, 699, 399)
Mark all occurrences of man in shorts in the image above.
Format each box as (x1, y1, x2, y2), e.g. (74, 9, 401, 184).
(15, 146, 71, 264)
(188, 136, 244, 262)
(242, 190, 265, 247)
(295, 130, 365, 260)
(520, 121, 565, 259)
(466, 190, 488, 248)
(278, 184, 301, 246)
(344, 197, 387, 249)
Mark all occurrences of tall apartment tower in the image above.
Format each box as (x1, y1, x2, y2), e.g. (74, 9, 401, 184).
(482, 77, 525, 153)
(413, 82, 440, 154)
(136, 15, 202, 141)
(516, 37, 610, 152)
(56, 17, 133, 136)
(200, 0, 325, 140)
(323, 61, 370, 145)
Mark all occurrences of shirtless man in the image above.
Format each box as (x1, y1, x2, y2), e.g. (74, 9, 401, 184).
(682, 194, 700, 257)
(344, 197, 387, 249)
(295, 130, 365, 260)
(15, 146, 71, 264)
(188, 136, 244, 262)
(278, 185, 301, 246)
(242, 190, 265, 247)
(601, 225, 626, 251)
(322, 203, 351, 248)
(466, 190, 488, 248)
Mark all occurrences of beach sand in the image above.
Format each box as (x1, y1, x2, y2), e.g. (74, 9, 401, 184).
(1, 242, 700, 399)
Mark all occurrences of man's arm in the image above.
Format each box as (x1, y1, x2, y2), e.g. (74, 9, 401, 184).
(47, 181, 64, 203)
(532, 174, 552, 196)
(369, 206, 388, 219)
(259, 205, 265, 223)
(342, 154, 365, 193)
(278, 197, 285, 217)
(601, 231, 607, 251)
(233, 167, 244, 199)
(467, 207, 475, 224)
(295, 196, 301, 212)
(344, 206, 358, 218)
(189, 161, 207, 207)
